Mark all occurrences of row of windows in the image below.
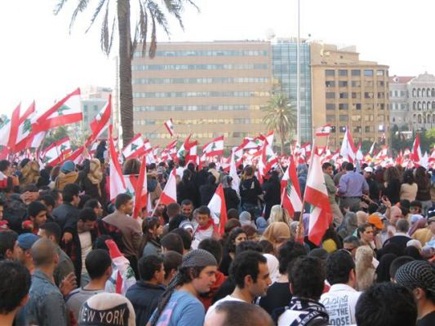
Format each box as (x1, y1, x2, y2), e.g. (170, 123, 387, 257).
(325, 69, 386, 77)
(326, 81, 385, 88)
(133, 105, 252, 112)
(326, 114, 386, 122)
(412, 101, 435, 110)
(326, 103, 385, 111)
(132, 64, 268, 71)
(413, 114, 435, 124)
(390, 90, 407, 98)
(133, 50, 269, 57)
(83, 105, 100, 113)
(326, 92, 386, 99)
(317, 124, 386, 133)
(390, 103, 408, 110)
(133, 91, 270, 98)
(134, 118, 261, 126)
(412, 88, 435, 98)
(132, 77, 270, 85)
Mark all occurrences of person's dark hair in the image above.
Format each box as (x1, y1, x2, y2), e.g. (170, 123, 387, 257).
(235, 241, 263, 255)
(278, 240, 307, 274)
(122, 158, 141, 175)
(368, 203, 379, 215)
(213, 300, 274, 326)
(78, 195, 91, 209)
(244, 166, 254, 177)
(242, 225, 258, 239)
(0, 160, 10, 173)
(390, 256, 415, 280)
(227, 208, 239, 220)
(115, 193, 132, 209)
(343, 235, 361, 248)
(197, 205, 211, 216)
(78, 208, 97, 222)
(180, 199, 193, 207)
(402, 170, 415, 185)
(0, 231, 18, 260)
(322, 162, 332, 170)
(93, 235, 112, 250)
(49, 189, 61, 204)
(355, 283, 417, 326)
(28, 201, 47, 219)
(163, 251, 183, 280)
(39, 223, 62, 244)
(0, 199, 5, 208)
(166, 203, 181, 217)
(288, 256, 325, 301)
(171, 228, 192, 251)
(258, 240, 274, 254)
(142, 217, 160, 242)
(326, 250, 355, 285)
(168, 214, 187, 232)
(138, 255, 164, 281)
(160, 233, 184, 255)
(224, 218, 241, 235)
(357, 222, 372, 239)
(230, 250, 267, 289)
(199, 238, 223, 264)
(410, 200, 422, 210)
(84, 198, 100, 210)
(85, 249, 112, 279)
(181, 169, 191, 182)
(0, 261, 31, 314)
(346, 163, 354, 171)
(225, 227, 247, 254)
(396, 219, 410, 233)
(62, 183, 81, 203)
(403, 246, 422, 260)
(39, 195, 55, 209)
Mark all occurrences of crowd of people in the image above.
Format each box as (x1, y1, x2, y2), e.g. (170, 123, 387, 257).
(0, 154, 435, 326)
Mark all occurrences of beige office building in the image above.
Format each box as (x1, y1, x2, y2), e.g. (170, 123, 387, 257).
(311, 43, 390, 149)
(131, 42, 273, 148)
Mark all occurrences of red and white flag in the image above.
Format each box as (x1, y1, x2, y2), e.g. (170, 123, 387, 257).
(186, 141, 199, 165)
(340, 128, 357, 163)
(105, 240, 135, 295)
(34, 88, 83, 133)
(40, 137, 71, 167)
(203, 136, 224, 157)
(304, 150, 333, 246)
(177, 134, 193, 160)
(122, 134, 146, 160)
(109, 126, 127, 201)
(87, 95, 111, 146)
(412, 134, 423, 165)
(315, 124, 332, 137)
(164, 119, 175, 137)
(0, 104, 21, 154)
(68, 146, 89, 165)
(159, 169, 177, 205)
(208, 184, 228, 235)
(281, 155, 303, 216)
(229, 149, 241, 195)
(13, 102, 36, 153)
(133, 156, 148, 220)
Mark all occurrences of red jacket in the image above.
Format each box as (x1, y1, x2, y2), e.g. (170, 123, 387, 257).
(199, 270, 227, 311)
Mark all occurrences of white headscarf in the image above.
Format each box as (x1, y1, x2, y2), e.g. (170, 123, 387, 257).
(264, 253, 280, 284)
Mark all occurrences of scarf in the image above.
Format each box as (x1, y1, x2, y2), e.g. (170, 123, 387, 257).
(87, 159, 103, 196)
(274, 297, 329, 326)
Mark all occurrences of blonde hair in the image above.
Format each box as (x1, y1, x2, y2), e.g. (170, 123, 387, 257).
(269, 205, 292, 225)
(355, 246, 375, 291)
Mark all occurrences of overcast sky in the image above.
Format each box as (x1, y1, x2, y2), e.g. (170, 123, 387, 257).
(1, 0, 433, 115)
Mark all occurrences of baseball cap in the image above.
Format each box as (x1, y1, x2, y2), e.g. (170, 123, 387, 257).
(395, 261, 435, 295)
(364, 166, 374, 173)
(17, 233, 39, 250)
(78, 293, 135, 326)
(368, 214, 383, 229)
(179, 220, 194, 232)
(61, 160, 75, 174)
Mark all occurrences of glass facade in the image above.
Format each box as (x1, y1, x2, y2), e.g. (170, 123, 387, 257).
(272, 41, 312, 142)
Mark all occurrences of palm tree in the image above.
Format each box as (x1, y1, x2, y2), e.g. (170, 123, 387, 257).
(262, 92, 296, 155)
(54, 0, 198, 146)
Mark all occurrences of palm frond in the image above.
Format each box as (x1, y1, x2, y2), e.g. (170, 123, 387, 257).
(163, 0, 184, 29)
(69, 0, 90, 32)
(85, 0, 107, 33)
(138, 0, 148, 55)
(54, 0, 70, 15)
(147, 1, 170, 36)
(148, 14, 157, 58)
(100, 1, 110, 55)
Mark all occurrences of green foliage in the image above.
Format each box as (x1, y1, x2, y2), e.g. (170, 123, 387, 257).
(42, 126, 68, 150)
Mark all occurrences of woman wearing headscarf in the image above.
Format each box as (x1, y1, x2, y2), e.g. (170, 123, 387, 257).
(20, 160, 40, 186)
(355, 245, 376, 291)
(79, 158, 107, 206)
(54, 160, 79, 191)
(263, 253, 280, 284)
(337, 211, 358, 240)
(221, 175, 239, 211)
(262, 170, 281, 219)
(261, 222, 291, 253)
(177, 169, 199, 206)
(409, 217, 427, 237)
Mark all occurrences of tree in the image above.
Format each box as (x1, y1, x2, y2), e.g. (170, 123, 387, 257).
(54, 0, 198, 147)
(262, 92, 296, 155)
(426, 128, 435, 149)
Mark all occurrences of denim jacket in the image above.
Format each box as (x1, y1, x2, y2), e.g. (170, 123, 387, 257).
(26, 270, 67, 326)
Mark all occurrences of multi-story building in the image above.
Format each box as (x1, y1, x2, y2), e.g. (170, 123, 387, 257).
(311, 43, 390, 149)
(389, 76, 413, 129)
(81, 86, 112, 138)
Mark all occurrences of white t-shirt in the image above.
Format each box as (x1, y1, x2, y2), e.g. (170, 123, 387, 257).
(206, 295, 244, 319)
(78, 231, 92, 275)
(320, 283, 361, 326)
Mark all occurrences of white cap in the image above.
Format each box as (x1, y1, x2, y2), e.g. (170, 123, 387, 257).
(364, 167, 374, 173)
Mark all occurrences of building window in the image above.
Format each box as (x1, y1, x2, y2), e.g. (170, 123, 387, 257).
(339, 70, 348, 76)
(338, 81, 348, 87)
(376, 70, 385, 76)
(339, 115, 349, 121)
(326, 92, 335, 99)
(352, 92, 361, 99)
(326, 104, 335, 110)
(339, 92, 348, 99)
(378, 115, 385, 122)
(351, 70, 361, 76)
(364, 115, 374, 122)
(364, 69, 374, 76)
(352, 103, 362, 110)
(365, 126, 371, 133)
(365, 104, 374, 111)
(354, 126, 362, 133)
(423, 102, 427, 110)
(339, 104, 349, 110)
(352, 81, 361, 87)
(326, 115, 335, 122)
(378, 81, 385, 87)
(351, 115, 361, 122)
(377, 104, 385, 110)
(377, 92, 385, 98)
(325, 70, 335, 76)
(365, 92, 374, 99)
(365, 81, 374, 87)
(325, 81, 335, 88)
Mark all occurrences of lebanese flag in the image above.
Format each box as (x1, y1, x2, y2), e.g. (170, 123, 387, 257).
(133, 156, 148, 220)
(68, 146, 90, 165)
(0, 104, 21, 152)
(161, 140, 177, 161)
(164, 119, 175, 137)
(208, 184, 228, 235)
(143, 138, 152, 153)
(122, 134, 146, 159)
(34, 88, 82, 132)
(40, 137, 71, 167)
(87, 95, 111, 145)
(258, 141, 278, 176)
(281, 155, 302, 216)
(186, 141, 198, 165)
(412, 134, 423, 165)
(177, 134, 192, 159)
(304, 150, 333, 246)
(105, 240, 135, 295)
(13, 102, 36, 153)
(159, 169, 177, 205)
(229, 149, 241, 195)
(369, 142, 376, 156)
(109, 126, 127, 201)
(203, 136, 224, 157)
(340, 128, 357, 163)
(315, 124, 332, 137)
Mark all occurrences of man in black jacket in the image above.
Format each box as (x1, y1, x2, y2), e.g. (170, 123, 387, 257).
(52, 183, 80, 244)
(126, 254, 166, 325)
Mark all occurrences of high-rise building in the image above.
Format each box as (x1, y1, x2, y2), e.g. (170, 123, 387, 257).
(311, 43, 390, 149)
(389, 76, 413, 130)
(80, 86, 112, 138)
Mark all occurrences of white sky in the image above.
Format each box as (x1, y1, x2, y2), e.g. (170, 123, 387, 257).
(1, 0, 434, 115)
